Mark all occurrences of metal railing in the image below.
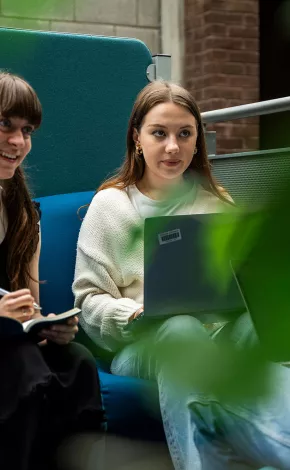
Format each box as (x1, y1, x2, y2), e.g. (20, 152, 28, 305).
(201, 96, 290, 124)
(200, 96, 290, 156)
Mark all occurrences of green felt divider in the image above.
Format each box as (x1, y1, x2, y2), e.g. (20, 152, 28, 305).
(0, 28, 152, 196)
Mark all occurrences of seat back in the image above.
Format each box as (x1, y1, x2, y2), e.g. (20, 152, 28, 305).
(35, 191, 94, 314)
(0, 28, 152, 196)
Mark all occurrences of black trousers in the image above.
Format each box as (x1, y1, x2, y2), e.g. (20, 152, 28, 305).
(0, 339, 105, 470)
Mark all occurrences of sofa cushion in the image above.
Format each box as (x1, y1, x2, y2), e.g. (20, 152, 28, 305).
(35, 191, 164, 440)
(35, 191, 94, 315)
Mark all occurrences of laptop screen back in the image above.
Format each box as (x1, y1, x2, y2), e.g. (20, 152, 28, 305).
(144, 214, 245, 324)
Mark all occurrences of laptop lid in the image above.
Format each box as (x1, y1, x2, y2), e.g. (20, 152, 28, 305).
(144, 214, 245, 324)
(231, 258, 290, 362)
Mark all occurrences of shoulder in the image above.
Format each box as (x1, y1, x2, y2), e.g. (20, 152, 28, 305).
(194, 185, 233, 213)
(90, 187, 130, 209)
(81, 187, 137, 234)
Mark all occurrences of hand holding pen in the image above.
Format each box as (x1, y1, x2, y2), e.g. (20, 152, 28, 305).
(0, 287, 41, 310)
(0, 288, 41, 323)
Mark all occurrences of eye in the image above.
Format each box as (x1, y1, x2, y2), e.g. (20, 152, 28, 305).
(152, 130, 166, 137)
(180, 129, 191, 138)
(0, 117, 11, 128)
(22, 126, 34, 137)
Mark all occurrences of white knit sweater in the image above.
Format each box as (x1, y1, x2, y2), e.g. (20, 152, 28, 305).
(73, 185, 230, 351)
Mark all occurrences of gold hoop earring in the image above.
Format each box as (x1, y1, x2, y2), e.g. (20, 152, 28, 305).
(135, 142, 143, 157)
(193, 147, 198, 155)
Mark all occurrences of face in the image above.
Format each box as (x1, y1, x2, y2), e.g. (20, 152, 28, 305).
(134, 102, 198, 187)
(0, 116, 34, 179)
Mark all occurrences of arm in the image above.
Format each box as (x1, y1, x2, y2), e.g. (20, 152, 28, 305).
(73, 191, 143, 351)
(28, 229, 41, 307)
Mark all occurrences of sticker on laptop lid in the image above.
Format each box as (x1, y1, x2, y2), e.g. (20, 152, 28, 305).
(158, 229, 182, 245)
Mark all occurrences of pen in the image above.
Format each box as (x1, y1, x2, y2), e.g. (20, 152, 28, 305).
(0, 287, 42, 310)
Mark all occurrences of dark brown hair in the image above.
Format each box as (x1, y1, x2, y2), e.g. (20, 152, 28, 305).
(98, 80, 229, 202)
(0, 71, 42, 290)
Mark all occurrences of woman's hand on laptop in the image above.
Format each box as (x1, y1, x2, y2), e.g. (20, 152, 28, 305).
(128, 306, 144, 323)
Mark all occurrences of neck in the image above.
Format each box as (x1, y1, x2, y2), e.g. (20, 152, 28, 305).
(137, 172, 183, 201)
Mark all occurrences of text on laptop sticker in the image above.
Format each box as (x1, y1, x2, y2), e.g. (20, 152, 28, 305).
(158, 229, 182, 245)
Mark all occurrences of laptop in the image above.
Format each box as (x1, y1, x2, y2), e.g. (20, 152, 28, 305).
(231, 258, 290, 363)
(127, 213, 246, 330)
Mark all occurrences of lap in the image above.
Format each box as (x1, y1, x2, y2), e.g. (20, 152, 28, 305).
(111, 315, 217, 380)
(111, 313, 255, 380)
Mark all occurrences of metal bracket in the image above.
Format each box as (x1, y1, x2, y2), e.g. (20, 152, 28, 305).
(147, 54, 171, 82)
(205, 131, 216, 157)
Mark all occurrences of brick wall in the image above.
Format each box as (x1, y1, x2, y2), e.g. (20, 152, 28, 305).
(184, 0, 260, 154)
(0, 0, 161, 54)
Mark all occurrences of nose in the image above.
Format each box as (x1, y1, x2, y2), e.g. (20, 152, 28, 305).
(7, 129, 25, 148)
(165, 135, 179, 154)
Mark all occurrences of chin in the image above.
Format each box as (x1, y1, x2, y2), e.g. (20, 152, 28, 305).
(160, 171, 183, 180)
(0, 170, 16, 180)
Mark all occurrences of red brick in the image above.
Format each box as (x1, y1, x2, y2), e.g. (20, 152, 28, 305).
(200, 98, 229, 112)
(212, 0, 258, 14)
(184, 0, 259, 154)
(245, 63, 259, 76)
(200, 49, 230, 61)
(244, 14, 259, 26)
(229, 50, 258, 63)
(204, 11, 243, 25)
(227, 26, 258, 39)
(243, 136, 260, 149)
(203, 62, 224, 74)
(232, 123, 259, 137)
(206, 86, 243, 100)
(228, 75, 258, 87)
(205, 37, 245, 50)
(239, 117, 260, 125)
(241, 88, 259, 101)
(217, 137, 245, 149)
(244, 38, 259, 50)
(204, 23, 227, 37)
(221, 63, 246, 75)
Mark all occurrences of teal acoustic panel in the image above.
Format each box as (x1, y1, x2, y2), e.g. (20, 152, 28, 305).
(0, 28, 152, 196)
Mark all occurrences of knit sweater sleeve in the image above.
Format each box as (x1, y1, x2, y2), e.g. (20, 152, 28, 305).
(73, 189, 143, 351)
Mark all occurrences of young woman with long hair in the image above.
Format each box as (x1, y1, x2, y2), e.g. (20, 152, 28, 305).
(74, 81, 290, 469)
(0, 71, 104, 470)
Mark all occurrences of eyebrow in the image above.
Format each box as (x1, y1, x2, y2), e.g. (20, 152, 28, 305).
(147, 124, 195, 129)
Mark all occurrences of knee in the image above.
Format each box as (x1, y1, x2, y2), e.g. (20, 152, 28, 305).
(156, 315, 208, 345)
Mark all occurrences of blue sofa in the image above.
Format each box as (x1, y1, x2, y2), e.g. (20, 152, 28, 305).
(36, 190, 165, 440)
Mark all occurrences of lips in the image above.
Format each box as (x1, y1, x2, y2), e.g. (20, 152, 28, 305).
(161, 159, 181, 166)
(0, 151, 18, 162)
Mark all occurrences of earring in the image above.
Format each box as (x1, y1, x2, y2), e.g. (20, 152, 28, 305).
(135, 142, 143, 156)
(193, 147, 198, 155)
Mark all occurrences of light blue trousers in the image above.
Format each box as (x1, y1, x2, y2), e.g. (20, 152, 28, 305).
(111, 314, 290, 470)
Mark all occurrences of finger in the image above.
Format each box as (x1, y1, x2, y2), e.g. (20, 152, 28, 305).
(50, 324, 78, 334)
(6, 295, 34, 310)
(67, 316, 79, 325)
(40, 330, 74, 345)
(13, 307, 35, 321)
(3, 289, 31, 299)
(40, 328, 77, 338)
